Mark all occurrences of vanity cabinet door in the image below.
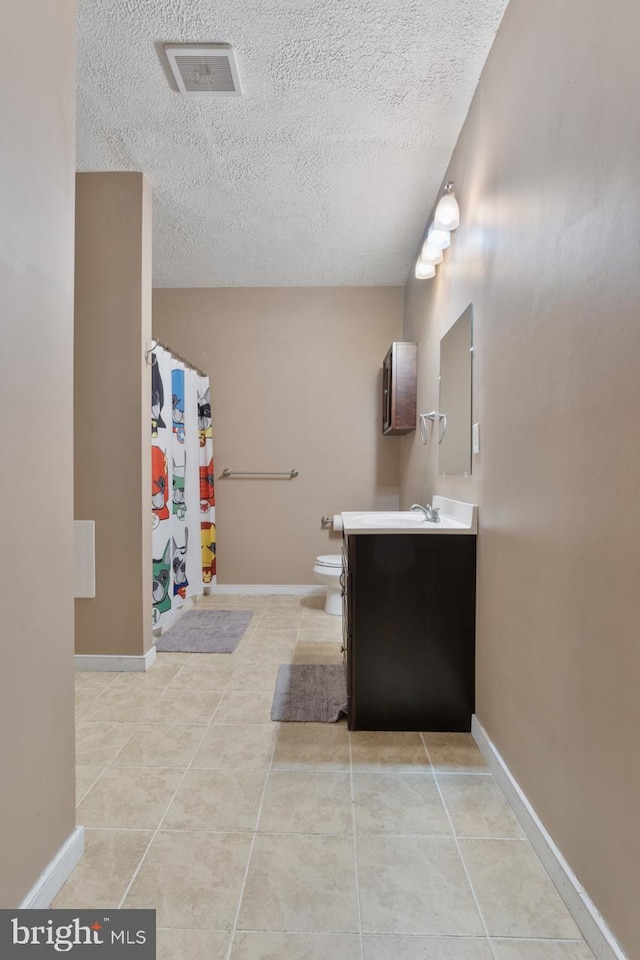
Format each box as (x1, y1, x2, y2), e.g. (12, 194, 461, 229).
(342, 534, 353, 712)
(348, 533, 476, 731)
(381, 342, 417, 435)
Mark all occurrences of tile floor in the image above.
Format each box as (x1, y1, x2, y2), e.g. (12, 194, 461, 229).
(60, 594, 595, 960)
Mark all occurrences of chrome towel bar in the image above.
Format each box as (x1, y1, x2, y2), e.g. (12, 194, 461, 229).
(221, 468, 299, 479)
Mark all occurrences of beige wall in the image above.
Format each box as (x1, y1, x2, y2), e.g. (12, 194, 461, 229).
(400, 0, 640, 955)
(75, 173, 153, 656)
(153, 288, 403, 583)
(0, 1, 77, 904)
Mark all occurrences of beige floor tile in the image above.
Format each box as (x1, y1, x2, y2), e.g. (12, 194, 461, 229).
(109, 662, 182, 689)
(259, 771, 353, 834)
(157, 929, 230, 960)
(167, 666, 233, 692)
(227, 663, 282, 691)
(238, 833, 358, 933)
(75, 672, 117, 694)
(187, 652, 244, 669)
(247, 628, 299, 644)
(293, 641, 343, 664)
(363, 936, 494, 959)
(76, 766, 183, 829)
(52, 828, 152, 908)
(192, 723, 277, 769)
(422, 733, 489, 774)
(155, 650, 192, 665)
(297, 625, 343, 643)
(353, 772, 451, 836)
(272, 722, 350, 770)
(143, 687, 223, 724)
(236, 644, 296, 667)
(438, 774, 524, 838)
(75, 697, 91, 719)
(351, 731, 430, 772)
(265, 596, 306, 611)
(111, 723, 206, 767)
(213, 688, 275, 724)
(459, 839, 581, 939)
(357, 836, 483, 936)
(163, 768, 266, 832)
(76, 765, 105, 805)
(492, 942, 595, 960)
(231, 931, 361, 959)
(252, 615, 301, 631)
(75, 721, 137, 764)
(123, 831, 251, 929)
(76, 684, 110, 716)
(301, 595, 326, 611)
(78, 687, 164, 722)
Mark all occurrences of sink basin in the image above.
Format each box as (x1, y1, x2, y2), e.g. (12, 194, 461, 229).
(341, 499, 477, 535)
(348, 511, 427, 527)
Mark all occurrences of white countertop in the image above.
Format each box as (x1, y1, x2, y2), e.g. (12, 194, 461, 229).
(341, 497, 477, 535)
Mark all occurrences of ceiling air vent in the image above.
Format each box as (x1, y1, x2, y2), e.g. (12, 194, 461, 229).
(165, 44, 241, 98)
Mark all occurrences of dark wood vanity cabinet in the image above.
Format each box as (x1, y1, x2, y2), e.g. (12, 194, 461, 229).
(343, 532, 476, 731)
(382, 341, 417, 435)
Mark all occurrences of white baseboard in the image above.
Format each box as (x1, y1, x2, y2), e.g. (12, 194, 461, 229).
(20, 827, 84, 908)
(75, 645, 157, 672)
(472, 716, 628, 960)
(208, 584, 324, 596)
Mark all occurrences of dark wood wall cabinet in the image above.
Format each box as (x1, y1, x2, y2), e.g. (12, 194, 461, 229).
(382, 341, 417, 435)
(343, 532, 476, 731)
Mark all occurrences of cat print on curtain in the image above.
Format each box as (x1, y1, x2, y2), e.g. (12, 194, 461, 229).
(198, 379, 216, 584)
(152, 346, 173, 626)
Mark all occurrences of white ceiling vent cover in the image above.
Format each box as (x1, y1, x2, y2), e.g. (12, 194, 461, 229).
(165, 45, 241, 98)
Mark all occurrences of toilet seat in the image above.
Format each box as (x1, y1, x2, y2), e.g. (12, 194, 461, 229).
(315, 554, 342, 568)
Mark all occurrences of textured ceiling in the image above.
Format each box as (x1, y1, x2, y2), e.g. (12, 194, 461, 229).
(76, 0, 509, 287)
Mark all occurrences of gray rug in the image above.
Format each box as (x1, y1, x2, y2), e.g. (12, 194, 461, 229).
(156, 610, 252, 653)
(271, 664, 348, 723)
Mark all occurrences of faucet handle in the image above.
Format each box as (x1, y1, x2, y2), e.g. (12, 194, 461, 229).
(430, 506, 440, 522)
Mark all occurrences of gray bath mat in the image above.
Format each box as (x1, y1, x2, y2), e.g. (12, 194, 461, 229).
(156, 610, 252, 653)
(271, 664, 348, 723)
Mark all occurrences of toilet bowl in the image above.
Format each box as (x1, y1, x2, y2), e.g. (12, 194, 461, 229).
(313, 554, 343, 616)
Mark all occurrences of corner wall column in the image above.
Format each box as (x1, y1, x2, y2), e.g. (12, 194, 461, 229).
(74, 172, 152, 658)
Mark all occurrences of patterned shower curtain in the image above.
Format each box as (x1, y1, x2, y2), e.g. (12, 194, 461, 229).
(198, 377, 216, 585)
(152, 346, 215, 627)
(152, 346, 173, 627)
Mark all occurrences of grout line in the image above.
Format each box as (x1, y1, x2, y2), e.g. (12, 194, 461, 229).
(223, 593, 304, 960)
(347, 729, 365, 960)
(224, 716, 281, 952)
(420, 733, 499, 960)
(115, 631, 260, 910)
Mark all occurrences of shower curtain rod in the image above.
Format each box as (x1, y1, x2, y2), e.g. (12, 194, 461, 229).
(146, 337, 207, 378)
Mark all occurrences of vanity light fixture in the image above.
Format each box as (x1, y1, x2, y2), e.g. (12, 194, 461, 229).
(427, 226, 450, 250)
(420, 243, 443, 265)
(434, 182, 460, 231)
(414, 180, 460, 281)
(415, 260, 436, 279)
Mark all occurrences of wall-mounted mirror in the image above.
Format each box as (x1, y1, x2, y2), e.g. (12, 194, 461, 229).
(439, 304, 473, 476)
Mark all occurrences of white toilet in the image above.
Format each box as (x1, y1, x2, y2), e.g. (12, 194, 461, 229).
(313, 554, 343, 616)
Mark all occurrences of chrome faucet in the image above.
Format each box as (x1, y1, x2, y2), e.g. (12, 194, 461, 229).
(410, 503, 441, 523)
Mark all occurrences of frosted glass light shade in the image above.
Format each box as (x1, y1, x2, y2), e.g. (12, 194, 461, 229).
(415, 260, 436, 279)
(434, 191, 460, 230)
(427, 226, 450, 250)
(420, 242, 443, 265)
